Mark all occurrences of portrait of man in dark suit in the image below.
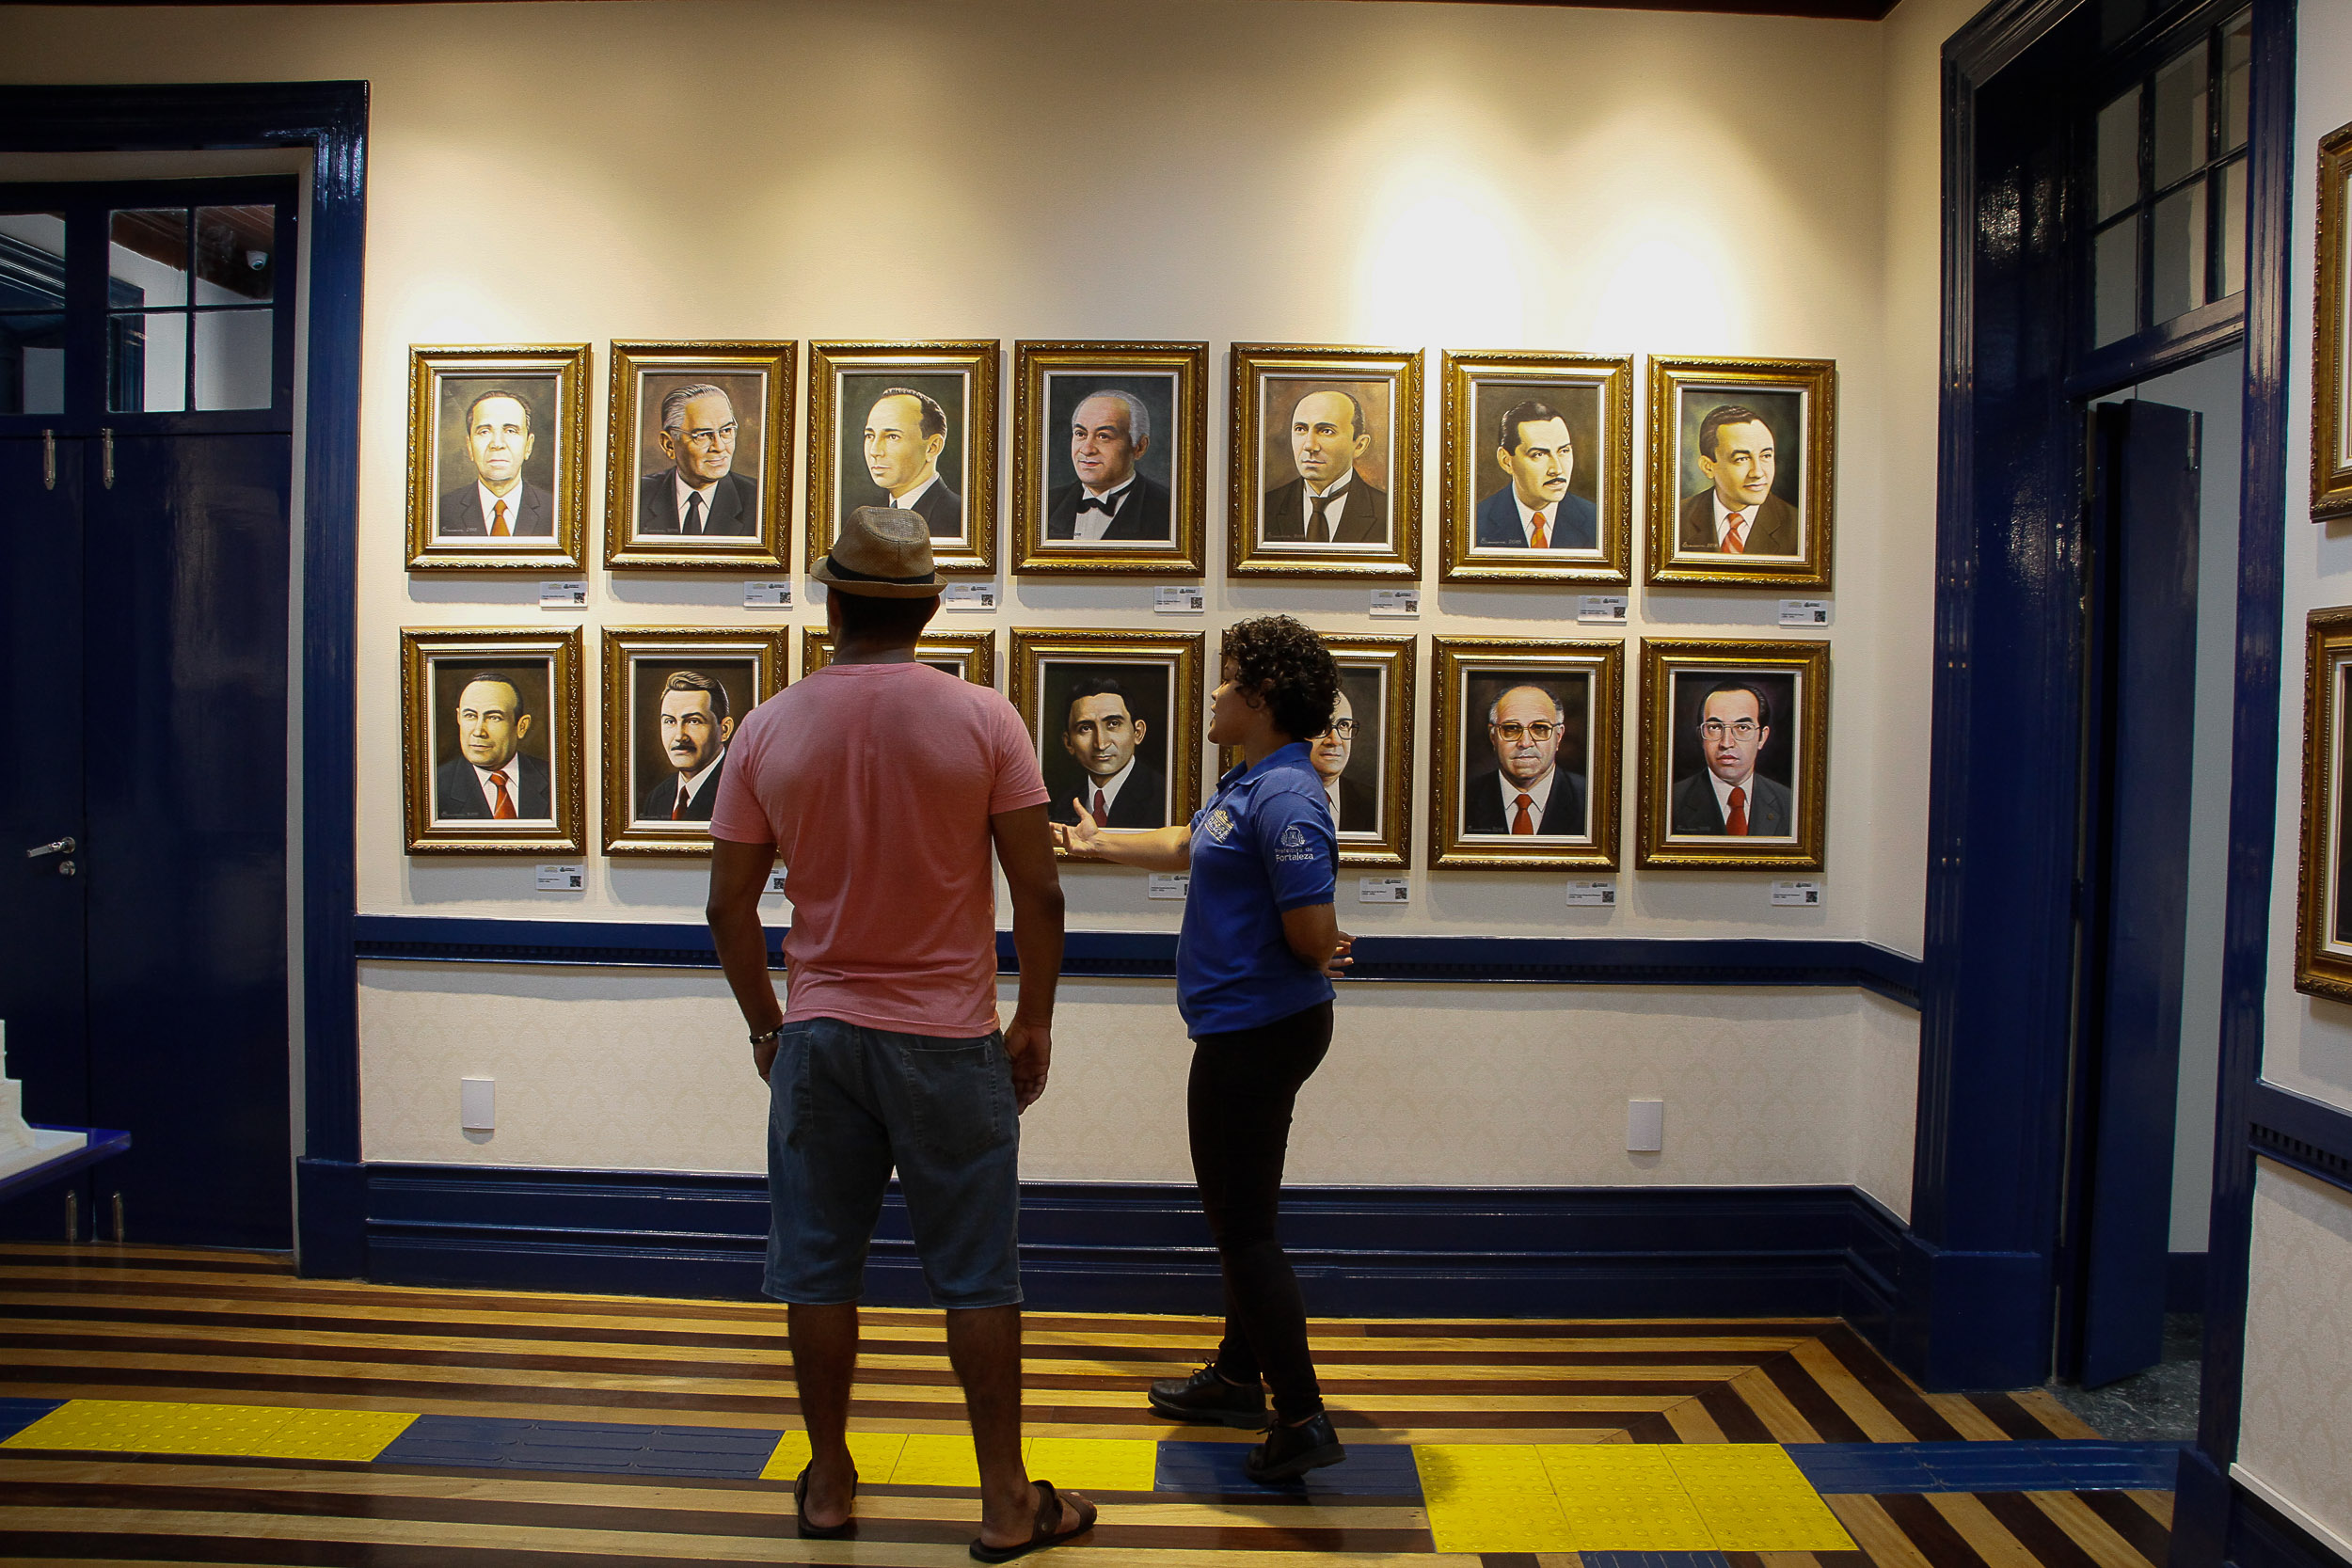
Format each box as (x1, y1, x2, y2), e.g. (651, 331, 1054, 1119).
(1044, 388, 1173, 546)
(1670, 677, 1794, 836)
(861, 385, 962, 539)
(636, 382, 757, 539)
(1475, 397, 1598, 552)
(1310, 686, 1378, 833)
(1262, 386, 1390, 546)
(434, 670, 553, 821)
(1677, 402, 1799, 558)
(1046, 670, 1168, 831)
(637, 669, 736, 823)
(437, 388, 556, 540)
(1462, 681, 1587, 838)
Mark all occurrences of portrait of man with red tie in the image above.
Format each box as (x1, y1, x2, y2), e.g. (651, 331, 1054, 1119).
(1668, 677, 1794, 839)
(1645, 356, 1833, 591)
(1458, 676, 1589, 840)
(436, 383, 558, 541)
(1676, 403, 1799, 559)
(635, 669, 741, 826)
(432, 669, 554, 823)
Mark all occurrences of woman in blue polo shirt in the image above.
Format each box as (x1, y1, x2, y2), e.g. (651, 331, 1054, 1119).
(1055, 613, 1351, 1481)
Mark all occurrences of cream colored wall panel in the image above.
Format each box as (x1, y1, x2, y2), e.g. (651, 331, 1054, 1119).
(1851, 990, 1919, 1221)
(2234, 1162, 2352, 1555)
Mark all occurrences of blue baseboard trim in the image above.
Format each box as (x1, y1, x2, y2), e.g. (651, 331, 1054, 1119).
(350, 1163, 1920, 1331)
(1887, 1230, 2053, 1391)
(351, 915, 1924, 1008)
(2171, 1445, 2352, 1568)
(294, 1157, 366, 1279)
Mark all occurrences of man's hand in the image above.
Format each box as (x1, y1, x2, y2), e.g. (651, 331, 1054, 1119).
(1005, 1017, 1053, 1111)
(1050, 800, 1104, 859)
(1322, 930, 1355, 980)
(753, 1035, 780, 1083)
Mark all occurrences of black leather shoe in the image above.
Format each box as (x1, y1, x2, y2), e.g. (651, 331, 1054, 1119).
(1244, 1410, 1346, 1482)
(1147, 1364, 1267, 1428)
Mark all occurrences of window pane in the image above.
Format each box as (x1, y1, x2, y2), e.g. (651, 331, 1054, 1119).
(0, 212, 67, 311)
(194, 205, 275, 304)
(2153, 181, 2208, 322)
(2096, 218, 2140, 345)
(110, 208, 189, 309)
(2153, 40, 2210, 189)
(194, 309, 273, 410)
(110, 311, 187, 413)
(0, 313, 65, 415)
(2219, 157, 2247, 298)
(2220, 10, 2252, 153)
(2097, 87, 2142, 222)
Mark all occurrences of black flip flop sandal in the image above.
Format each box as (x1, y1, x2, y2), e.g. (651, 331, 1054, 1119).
(794, 1465, 857, 1540)
(968, 1478, 1097, 1562)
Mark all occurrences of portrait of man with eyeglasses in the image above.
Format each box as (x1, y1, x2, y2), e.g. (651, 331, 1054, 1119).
(1670, 677, 1794, 836)
(1309, 675, 1381, 833)
(637, 379, 760, 538)
(1461, 679, 1587, 837)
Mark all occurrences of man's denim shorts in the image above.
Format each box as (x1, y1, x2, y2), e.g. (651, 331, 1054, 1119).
(764, 1015, 1023, 1309)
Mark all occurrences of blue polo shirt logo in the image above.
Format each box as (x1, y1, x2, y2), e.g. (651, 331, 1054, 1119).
(1280, 825, 1304, 847)
(1203, 808, 1236, 842)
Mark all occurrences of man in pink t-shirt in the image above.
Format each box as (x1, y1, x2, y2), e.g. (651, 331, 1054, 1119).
(706, 508, 1094, 1559)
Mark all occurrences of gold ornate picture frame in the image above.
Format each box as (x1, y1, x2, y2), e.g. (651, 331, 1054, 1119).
(2294, 609, 2352, 1000)
(401, 626, 586, 854)
(1012, 341, 1207, 576)
(2311, 123, 2352, 521)
(1635, 638, 1830, 869)
(807, 341, 998, 576)
(803, 626, 994, 687)
(405, 344, 592, 571)
(1010, 628, 1203, 852)
(1645, 356, 1836, 590)
(599, 627, 788, 857)
(1440, 351, 1633, 585)
(1431, 637, 1624, 871)
(1229, 342, 1422, 578)
(602, 341, 795, 572)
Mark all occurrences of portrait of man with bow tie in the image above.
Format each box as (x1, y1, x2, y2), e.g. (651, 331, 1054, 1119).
(1041, 383, 1175, 548)
(436, 380, 559, 542)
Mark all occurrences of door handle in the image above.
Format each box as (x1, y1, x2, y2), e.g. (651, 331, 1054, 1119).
(24, 837, 75, 859)
(41, 429, 55, 491)
(101, 428, 114, 489)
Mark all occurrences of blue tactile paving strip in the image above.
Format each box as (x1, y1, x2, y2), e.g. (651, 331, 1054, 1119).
(1787, 1440, 2189, 1495)
(374, 1415, 785, 1479)
(1581, 1552, 1735, 1568)
(1153, 1437, 1425, 1497)
(0, 1400, 64, 1443)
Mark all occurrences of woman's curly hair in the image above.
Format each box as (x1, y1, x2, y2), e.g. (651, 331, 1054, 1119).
(1224, 614, 1339, 742)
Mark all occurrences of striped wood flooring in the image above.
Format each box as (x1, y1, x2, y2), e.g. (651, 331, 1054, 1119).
(0, 1243, 2178, 1566)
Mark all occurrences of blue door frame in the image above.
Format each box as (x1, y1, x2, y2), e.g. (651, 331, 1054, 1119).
(0, 83, 369, 1266)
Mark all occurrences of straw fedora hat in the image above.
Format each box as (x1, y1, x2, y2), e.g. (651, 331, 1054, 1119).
(810, 506, 946, 597)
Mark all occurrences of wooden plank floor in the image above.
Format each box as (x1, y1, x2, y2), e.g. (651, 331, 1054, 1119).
(0, 1243, 2176, 1566)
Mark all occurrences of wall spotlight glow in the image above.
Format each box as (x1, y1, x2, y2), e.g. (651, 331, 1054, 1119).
(1356, 192, 1525, 346)
(1588, 239, 1734, 354)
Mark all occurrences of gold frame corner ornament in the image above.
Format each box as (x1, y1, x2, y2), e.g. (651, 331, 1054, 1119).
(1010, 341, 1209, 577)
(2310, 124, 2352, 522)
(404, 343, 593, 572)
(806, 340, 1001, 578)
(400, 626, 587, 854)
(1009, 627, 1205, 856)
(1633, 636, 1830, 870)
(1438, 350, 1635, 586)
(598, 626, 789, 857)
(1227, 342, 1423, 580)
(2294, 608, 2352, 1000)
(1429, 636, 1626, 871)
(1643, 355, 1836, 592)
(601, 341, 796, 574)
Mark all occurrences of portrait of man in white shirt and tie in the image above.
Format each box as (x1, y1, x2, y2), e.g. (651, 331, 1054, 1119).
(433, 670, 554, 822)
(635, 381, 760, 540)
(637, 669, 737, 825)
(1459, 680, 1588, 839)
(1668, 677, 1795, 838)
(1675, 401, 1800, 559)
(437, 387, 557, 541)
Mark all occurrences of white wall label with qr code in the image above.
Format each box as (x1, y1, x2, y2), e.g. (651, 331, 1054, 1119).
(1148, 873, 1190, 899)
(943, 582, 998, 610)
(1577, 594, 1629, 624)
(743, 580, 793, 609)
(1565, 879, 1617, 907)
(765, 868, 788, 895)
(535, 863, 584, 892)
(1778, 598, 1831, 626)
(1772, 880, 1823, 906)
(1370, 588, 1420, 617)
(1153, 584, 1205, 613)
(1358, 877, 1408, 904)
(539, 578, 587, 609)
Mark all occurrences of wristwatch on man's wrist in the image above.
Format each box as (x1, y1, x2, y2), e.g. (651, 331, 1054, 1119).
(750, 1023, 784, 1049)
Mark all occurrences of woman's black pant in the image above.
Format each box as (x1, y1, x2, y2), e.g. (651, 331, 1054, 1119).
(1188, 999, 1333, 1424)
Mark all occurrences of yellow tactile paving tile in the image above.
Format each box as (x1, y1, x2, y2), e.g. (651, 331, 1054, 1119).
(1663, 1443, 1858, 1551)
(1418, 1441, 1859, 1555)
(2, 1400, 419, 1463)
(756, 1430, 1158, 1495)
(1541, 1443, 1717, 1550)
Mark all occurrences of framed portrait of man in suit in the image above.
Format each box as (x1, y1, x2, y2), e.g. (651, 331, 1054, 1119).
(1216, 631, 1416, 869)
(1228, 343, 1421, 579)
(600, 627, 787, 856)
(1635, 638, 1829, 869)
(1431, 639, 1623, 870)
(1440, 351, 1633, 585)
(1645, 356, 1836, 590)
(807, 341, 997, 577)
(1011, 341, 1207, 576)
(2311, 124, 2352, 521)
(1010, 629, 1202, 853)
(2294, 610, 2352, 1000)
(602, 342, 793, 572)
(803, 626, 993, 688)
(401, 627, 585, 853)
(404, 345, 590, 571)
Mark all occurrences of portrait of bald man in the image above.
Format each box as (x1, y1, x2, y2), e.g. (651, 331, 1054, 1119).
(638, 382, 758, 537)
(860, 384, 963, 538)
(1677, 402, 1798, 557)
(438, 386, 556, 539)
(1044, 388, 1172, 545)
(1462, 681, 1586, 837)
(1262, 385, 1390, 546)
(434, 669, 554, 821)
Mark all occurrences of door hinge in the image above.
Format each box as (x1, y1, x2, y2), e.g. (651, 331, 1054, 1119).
(41, 429, 55, 490)
(110, 1192, 126, 1243)
(64, 1189, 78, 1243)
(101, 427, 114, 489)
